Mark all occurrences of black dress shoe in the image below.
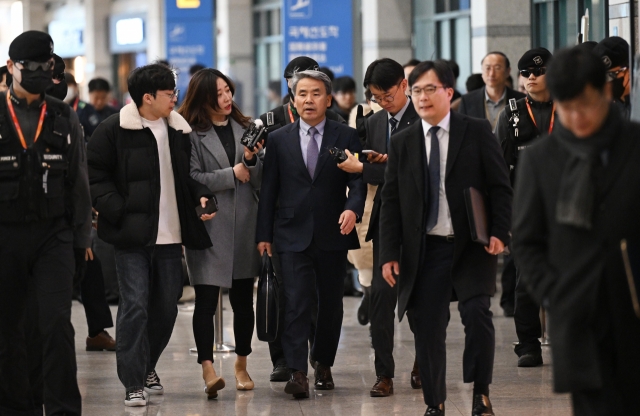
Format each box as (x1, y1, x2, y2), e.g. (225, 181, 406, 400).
(425, 403, 444, 415)
(357, 286, 370, 325)
(314, 363, 334, 390)
(517, 352, 543, 367)
(270, 364, 291, 382)
(472, 394, 494, 416)
(410, 358, 422, 389)
(284, 371, 309, 399)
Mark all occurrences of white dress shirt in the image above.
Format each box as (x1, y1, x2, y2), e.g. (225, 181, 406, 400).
(422, 113, 454, 236)
(299, 117, 326, 167)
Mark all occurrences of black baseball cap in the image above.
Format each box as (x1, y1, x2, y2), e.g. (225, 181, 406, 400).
(283, 56, 319, 79)
(518, 48, 552, 70)
(53, 54, 65, 78)
(593, 36, 629, 69)
(9, 30, 54, 63)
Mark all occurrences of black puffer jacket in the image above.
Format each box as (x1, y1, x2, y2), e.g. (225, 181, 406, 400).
(87, 103, 213, 249)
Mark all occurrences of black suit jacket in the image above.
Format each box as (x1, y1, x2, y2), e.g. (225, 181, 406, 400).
(512, 107, 640, 393)
(379, 111, 512, 319)
(256, 118, 366, 252)
(362, 101, 419, 242)
(458, 86, 525, 120)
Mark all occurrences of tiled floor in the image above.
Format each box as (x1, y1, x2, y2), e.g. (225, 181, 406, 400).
(73, 289, 572, 415)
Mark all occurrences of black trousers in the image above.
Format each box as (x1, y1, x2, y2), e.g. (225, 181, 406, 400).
(369, 238, 415, 378)
(513, 267, 542, 356)
(500, 254, 516, 311)
(267, 249, 317, 367)
(411, 238, 495, 406)
(80, 249, 114, 337)
(193, 279, 255, 363)
(0, 219, 81, 416)
(279, 242, 347, 374)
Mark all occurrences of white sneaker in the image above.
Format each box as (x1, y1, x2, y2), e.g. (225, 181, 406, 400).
(144, 370, 164, 395)
(124, 389, 147, 407)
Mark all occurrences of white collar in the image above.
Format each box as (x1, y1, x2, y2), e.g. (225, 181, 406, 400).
(421, 111, 451, 136)
(119, 102, 192, 133)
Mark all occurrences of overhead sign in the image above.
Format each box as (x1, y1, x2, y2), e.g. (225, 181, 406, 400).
(282, 0, 353, 93)
(49, 19, 85, 58)
(109, 14, 147, 53)
(165, 0, 215, 103)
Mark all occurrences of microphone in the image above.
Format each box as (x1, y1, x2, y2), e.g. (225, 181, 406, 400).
(240, 119, 266, 151)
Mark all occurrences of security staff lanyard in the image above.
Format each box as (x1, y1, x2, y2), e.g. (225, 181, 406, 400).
(287, 104, 295, 123)
(6, 92, 47, 149)
(72, 96, 79, 112)
(525, 99, 555, 134)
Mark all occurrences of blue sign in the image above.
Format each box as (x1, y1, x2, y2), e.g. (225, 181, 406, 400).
(165, 0, 215, 103)
(282, 0, 353, 94)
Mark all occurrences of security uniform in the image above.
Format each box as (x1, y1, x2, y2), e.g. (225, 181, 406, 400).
(0, 86, 91, 415)
(496, 93, 555, 360)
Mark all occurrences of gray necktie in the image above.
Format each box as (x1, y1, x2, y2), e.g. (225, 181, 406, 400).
(307, 126, 319, 178)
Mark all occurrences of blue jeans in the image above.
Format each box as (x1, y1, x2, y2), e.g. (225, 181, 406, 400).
(114, 244, 183, 391)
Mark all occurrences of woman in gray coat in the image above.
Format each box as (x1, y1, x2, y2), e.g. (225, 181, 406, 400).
(179, 69, 262, 399)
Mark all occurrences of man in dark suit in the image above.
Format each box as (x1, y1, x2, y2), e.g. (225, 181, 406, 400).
(338, 58, 421, 397)
(512, 47, 640, 415)
(459, 52, 524, 318)
(379, 60, 512, 416)
(256, 70, 366, 399)
(458, 51, 525, 130)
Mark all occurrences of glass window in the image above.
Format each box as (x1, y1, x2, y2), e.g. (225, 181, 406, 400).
(253, 0, 282, 115)
(413, 0, 471, 91)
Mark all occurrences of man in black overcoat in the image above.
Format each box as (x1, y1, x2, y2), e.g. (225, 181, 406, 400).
(379, 60, 512, 416)
(512, 47, 640, 415)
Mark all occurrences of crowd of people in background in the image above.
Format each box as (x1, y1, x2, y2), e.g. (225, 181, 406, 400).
(1, 28, 640, 416)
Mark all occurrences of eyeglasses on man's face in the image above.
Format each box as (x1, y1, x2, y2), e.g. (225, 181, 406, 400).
(370, 82, 403, 104)
(152, 89, 180, 100)
(411, 85, 446, 97)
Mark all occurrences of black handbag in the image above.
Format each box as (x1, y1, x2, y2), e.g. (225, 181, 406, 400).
(256, 252, 280, 342)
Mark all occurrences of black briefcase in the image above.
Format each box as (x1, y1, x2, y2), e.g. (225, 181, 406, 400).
(620, 238, 640, 319)
(256, 252, 280, 342)
(464, 187, 490, 246)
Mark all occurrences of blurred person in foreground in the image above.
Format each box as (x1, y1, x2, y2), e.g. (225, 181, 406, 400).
(512, 47, 640, 415)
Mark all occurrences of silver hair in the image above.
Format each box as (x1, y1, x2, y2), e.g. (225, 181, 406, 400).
(291, 70, 332, 96)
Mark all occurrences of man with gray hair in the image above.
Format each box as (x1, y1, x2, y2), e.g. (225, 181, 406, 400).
(256, 69, 366, 399)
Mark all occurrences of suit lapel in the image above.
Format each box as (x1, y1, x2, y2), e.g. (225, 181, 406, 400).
(405, 121, 425, 198)
(282, 119, 311, 180)
(200, 127, 231, 169)
(445, 111, 467, 178)
(397, 101, 419, 133)
(374, 112, 388, 152)
(313, 119, 339, 181)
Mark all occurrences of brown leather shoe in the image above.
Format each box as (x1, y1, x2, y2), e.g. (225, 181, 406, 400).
(86, 331, 116, 351)
(314, 363, 334, 390)
(370, 376, 393, 397)
(411, 358, 422, 389)
(284, 371, 309, 399)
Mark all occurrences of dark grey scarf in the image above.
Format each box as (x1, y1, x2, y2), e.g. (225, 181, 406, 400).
(554, 105, 619, 229)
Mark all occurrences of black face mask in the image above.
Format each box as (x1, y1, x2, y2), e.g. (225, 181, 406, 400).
(611, 77, 626, 100)
(19, 69, 53, 95)
(46, 81, 68, 101)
